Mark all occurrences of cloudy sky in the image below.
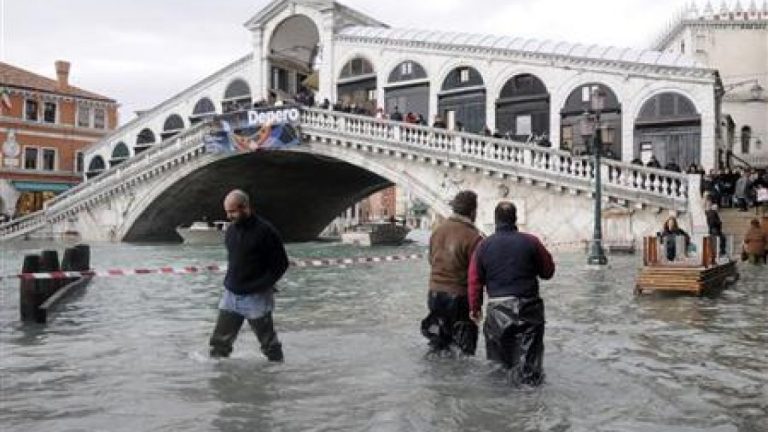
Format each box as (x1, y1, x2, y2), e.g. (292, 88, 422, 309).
(2, 0, 688, 124)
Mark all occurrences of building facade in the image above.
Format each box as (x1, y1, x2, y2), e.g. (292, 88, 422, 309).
(652, 1, 768, 167)
(0, 61, 118, 217)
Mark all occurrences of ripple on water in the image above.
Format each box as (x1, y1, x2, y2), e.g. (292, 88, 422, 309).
(1, 242, 766, 431)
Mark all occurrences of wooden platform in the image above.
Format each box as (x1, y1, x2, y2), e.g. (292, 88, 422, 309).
(635, 236, 739, 296)
(635, 261, 738, 296)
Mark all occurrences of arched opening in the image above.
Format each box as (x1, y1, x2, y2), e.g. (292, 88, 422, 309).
(495, 73, 550, 141)
(741, 125, 752, 154)
(161, 114, 185, 140)
(384, 60, 429, 121)
(634, 92, 701, 169)
(86, 155, 106, 179)
(222, 79, 252, 114)
(560, 83, 621, 160)
(268, 15, 320, 105)
(110, 142, 130, 167)
(438, 66, 486, 133)
(190, 97, 216, 124)
(337, 57, 377, 114)
(135, 128, 156, 154)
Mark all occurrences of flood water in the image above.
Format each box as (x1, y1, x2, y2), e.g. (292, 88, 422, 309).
(1, 240, 766, 431)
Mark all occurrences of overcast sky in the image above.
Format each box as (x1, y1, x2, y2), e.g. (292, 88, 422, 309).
(1, 0, 689, 124)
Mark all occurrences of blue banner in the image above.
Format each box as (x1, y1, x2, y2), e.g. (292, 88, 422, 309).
(204, 106, 301, 154)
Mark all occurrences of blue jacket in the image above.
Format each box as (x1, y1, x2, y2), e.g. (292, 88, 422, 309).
(468, 224, 555, 313)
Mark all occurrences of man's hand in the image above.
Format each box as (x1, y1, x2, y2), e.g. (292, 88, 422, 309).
(470, 310, 481, 324)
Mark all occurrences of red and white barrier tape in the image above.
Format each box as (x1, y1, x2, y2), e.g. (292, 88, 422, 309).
(0, 253, 425, 281)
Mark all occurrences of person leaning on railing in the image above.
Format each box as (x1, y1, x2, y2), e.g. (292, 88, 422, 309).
(658, 216, 691, 261)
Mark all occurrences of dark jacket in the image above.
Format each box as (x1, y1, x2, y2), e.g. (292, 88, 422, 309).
(428, 215, 483, 296)
(705, 209, 723, 234)
(468, 224, 555, 314)
(224, 215, 289, 295)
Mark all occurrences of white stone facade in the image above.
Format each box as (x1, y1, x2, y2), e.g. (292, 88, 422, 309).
(84, 0, 722, 175)
(653, 1, 768, 165)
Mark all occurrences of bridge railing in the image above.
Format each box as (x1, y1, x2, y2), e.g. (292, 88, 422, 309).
(0, 120, 213, 240)
(300, 108, 689, 208)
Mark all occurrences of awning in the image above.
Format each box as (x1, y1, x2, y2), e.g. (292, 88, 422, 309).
(11, 181, 74, 193)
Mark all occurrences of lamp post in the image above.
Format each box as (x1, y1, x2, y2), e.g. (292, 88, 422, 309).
(580, 86, 608, 266)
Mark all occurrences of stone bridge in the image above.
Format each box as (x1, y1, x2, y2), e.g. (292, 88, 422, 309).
(0, 108, 703, 246)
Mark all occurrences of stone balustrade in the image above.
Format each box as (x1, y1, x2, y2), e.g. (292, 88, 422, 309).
(1, 107, 693, 241)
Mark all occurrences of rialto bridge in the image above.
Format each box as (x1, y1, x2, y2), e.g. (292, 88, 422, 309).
(0, 0, 718, 243)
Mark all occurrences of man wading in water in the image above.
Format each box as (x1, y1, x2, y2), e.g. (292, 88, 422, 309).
(209, 189, 288, 361)
(421, 190, 483, 355)
(468, 201, 555, 385)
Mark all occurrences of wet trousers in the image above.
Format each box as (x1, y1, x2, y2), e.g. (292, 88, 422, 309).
(484, 296, 545, 386)
(209, 309, 284, 361)
(421, 291, 478, 355)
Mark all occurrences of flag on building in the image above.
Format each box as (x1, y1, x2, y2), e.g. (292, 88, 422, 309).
(0, 87, 12, 112)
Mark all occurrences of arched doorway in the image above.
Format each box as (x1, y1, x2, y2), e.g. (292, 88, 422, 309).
(190, 97, 216, 124)
(135, 128, 156, 154)
(560, 83, 622, 159)
(222, 79, 252, 114)
(384, 60, 429, 120)
(337, 57, 376, 114)
(161, 114, 185, 140)
(86, 155, 106, 179)
(110, 142, 130, 167)
(496, 73, 549, 140)
(268, 15, 320, 103)
(634, 92, 701, 169)
(438, 66, 486, 133)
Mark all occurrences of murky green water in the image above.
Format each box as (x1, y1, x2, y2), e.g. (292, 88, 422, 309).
(1, 240, 766, 431)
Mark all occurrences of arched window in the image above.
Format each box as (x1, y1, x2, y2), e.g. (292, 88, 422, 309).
(741, 126, 752, 154)
(191, 97, 216, 121)
(337, 57, 377, 113)
(135, 128, 156, 154)
(161, 114, 185, 140)
(496, 73, 549, 140)
(86, 155, 106, 179)
(438, 66, 486, 133)
(222, 79, 252, 113)
(110, 142, 130, 167)
(634, 92, 701, 169)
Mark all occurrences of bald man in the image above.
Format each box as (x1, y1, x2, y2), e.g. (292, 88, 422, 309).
(209, 189, 288, 361)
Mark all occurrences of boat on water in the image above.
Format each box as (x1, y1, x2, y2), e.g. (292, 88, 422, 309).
(176, 221, 229, 244)
(340, 221, 410, 246)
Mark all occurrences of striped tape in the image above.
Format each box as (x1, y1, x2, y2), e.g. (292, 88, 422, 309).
(1, 253, 425, 281)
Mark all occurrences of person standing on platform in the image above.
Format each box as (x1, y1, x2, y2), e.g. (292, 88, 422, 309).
(421, 190, 483, 355)
(468, 201, 555, 385)
(209, 189, 288, 361)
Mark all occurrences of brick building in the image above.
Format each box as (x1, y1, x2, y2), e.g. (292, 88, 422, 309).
(0, 60, 118, 217)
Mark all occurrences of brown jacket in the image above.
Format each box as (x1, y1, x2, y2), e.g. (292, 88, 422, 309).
(743, 226, 767, 256)
(429, 215, 483, 296)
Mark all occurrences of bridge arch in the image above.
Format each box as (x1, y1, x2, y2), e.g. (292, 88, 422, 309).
(267, 14, 320, 101)
(118, 149, 450, 243)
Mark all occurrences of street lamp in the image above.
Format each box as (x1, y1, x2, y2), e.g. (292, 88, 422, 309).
(580, 86, 608, 266)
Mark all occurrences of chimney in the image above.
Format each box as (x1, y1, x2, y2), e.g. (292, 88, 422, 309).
(55, 60, 70, 90)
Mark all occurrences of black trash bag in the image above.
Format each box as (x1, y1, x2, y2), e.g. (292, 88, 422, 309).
(421, 292, 476, 354)
(453, 320, 478, 355)
(483, 297, 545, 386)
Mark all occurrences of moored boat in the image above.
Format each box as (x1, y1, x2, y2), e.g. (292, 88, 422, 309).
(176, 221, 229, 244)
(340, 222, 410, 246)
